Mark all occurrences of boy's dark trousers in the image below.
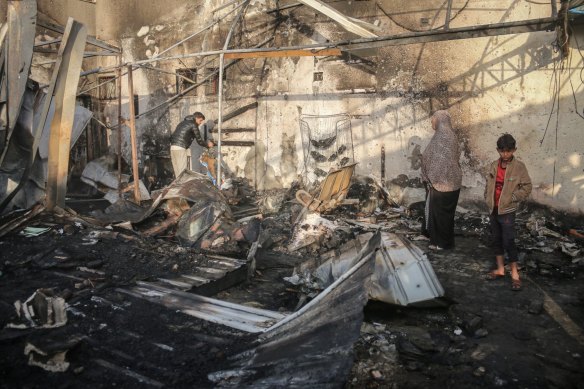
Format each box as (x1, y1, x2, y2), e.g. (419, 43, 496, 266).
(490, 211, 518, 262)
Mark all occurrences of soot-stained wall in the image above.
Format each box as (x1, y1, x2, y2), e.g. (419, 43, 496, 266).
(31, 0, 584, 214)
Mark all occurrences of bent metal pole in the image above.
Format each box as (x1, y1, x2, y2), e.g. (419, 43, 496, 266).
(217, 0, 251, 188)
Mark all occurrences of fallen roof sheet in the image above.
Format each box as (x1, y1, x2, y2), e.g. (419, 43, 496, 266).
(208, 231, 380, 388)
(371, 232, 444, 306)
(290, 231, 444, 306)
(119, 282, 284, 333)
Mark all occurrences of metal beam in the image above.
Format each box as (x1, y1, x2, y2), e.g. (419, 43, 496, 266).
(46, 19, 88, 211)
(33, 48, 118, 56)
(210, 127, 255, 133)
(96, 16, 557, 72)
(34, 37, 61, 47)
(445, 0, 453, 30)
(0, 0, 36, 166)
(37, 20, 120, 53)
(341, 17, 557, 51)
(224, 47, 341, 58)
(297, 0, 378, 38)
(221, 140, 255, 147)
(217, 1, 250, 187)
(219, 101, 258, 123)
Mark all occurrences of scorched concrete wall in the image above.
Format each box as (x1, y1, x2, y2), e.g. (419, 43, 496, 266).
(32, 0, 584, 214)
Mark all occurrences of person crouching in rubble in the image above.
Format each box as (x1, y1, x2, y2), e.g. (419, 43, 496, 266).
(170, 111, 214, 178)
(484, 133, 532, 291)
(421, 110, 462, 251)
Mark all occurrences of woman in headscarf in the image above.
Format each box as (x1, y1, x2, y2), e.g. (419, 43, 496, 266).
(421, 110, 462, 250)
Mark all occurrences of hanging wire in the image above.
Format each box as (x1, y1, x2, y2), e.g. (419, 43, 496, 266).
(538, 35, 566, 197)
(376, 0, 471, 32)
(540, 43, 561, 146)
(567, 22, 584, 119)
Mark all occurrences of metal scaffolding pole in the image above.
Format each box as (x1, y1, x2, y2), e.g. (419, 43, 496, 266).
(217, 0, 250, 187)
(116, 57, 123, 196)
(126, 65, 141, 203)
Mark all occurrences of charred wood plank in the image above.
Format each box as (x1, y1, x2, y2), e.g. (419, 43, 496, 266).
(37, 20, 121, 53)
(221, 140, 255, 147)
(0, 203, 45, 238)
(216, 101, 258, 123)
(209, 127, 256, 133)
(191, 264, 247, 297)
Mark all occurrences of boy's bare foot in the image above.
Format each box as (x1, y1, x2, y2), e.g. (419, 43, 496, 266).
(485, 270, 505, 280)
(511, 277, 522, 291)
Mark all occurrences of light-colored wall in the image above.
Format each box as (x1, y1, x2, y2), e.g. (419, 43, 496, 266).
(32, 0, 584, 214)
(37, 0, 97, 36)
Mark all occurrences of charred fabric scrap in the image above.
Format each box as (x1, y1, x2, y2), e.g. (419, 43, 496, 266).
(90, 170, 260, 252)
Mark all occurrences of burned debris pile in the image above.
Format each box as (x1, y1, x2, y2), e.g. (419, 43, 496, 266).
(1, 168, 584, 387)
(0, 159, 459, 388)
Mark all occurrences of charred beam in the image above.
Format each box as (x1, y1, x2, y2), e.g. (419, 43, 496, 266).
(342, 17, 557, 51)
(224, 48, 341, 58)
(210, 127, 256, 133)
(221, 141, 255, 147)
(37, 20, 120, 53)
(46, 19, 88, 210)
(214, 101, 259, 124)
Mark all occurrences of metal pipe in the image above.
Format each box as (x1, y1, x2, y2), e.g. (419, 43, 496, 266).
(445, 0, 453, 30)
(116, 58, 123, 197)
(93, 16, 557, 74)
(217, 1, 251, 187)
(80, 66, 102, 76)
(213, 0, 243, 13)
(85, 37, 270, 133)
(152, 2, 244, 60)
(217, 52, 225, 187)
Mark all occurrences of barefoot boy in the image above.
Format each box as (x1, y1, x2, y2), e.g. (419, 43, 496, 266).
(484, 134, 532, 291)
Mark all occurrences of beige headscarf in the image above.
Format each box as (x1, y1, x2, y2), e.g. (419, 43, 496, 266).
(421, 110, 462, 192)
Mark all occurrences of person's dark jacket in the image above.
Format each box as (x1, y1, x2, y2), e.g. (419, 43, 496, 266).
(170, 115, 208, 148)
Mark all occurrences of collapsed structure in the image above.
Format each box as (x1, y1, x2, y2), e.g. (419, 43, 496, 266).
(1, 1, 584, 388)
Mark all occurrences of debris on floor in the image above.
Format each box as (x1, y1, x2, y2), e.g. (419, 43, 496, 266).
(1, 172, 583, 388)
(81, 155, 151, 204)
(7, 288, 68, 329)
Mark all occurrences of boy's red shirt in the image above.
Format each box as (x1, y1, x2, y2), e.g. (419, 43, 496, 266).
(494, 160, 506, 208)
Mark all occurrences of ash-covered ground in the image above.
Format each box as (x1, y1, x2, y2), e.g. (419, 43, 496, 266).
(1, 187, 583, 388)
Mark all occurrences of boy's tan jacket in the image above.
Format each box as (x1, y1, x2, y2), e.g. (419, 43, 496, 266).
(484, 158, 532, 215)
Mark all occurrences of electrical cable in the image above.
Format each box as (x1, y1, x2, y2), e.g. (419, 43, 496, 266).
(540, 42, 561, 145)
(567, 22, 584, 119)
(376, 0, 471, 33)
